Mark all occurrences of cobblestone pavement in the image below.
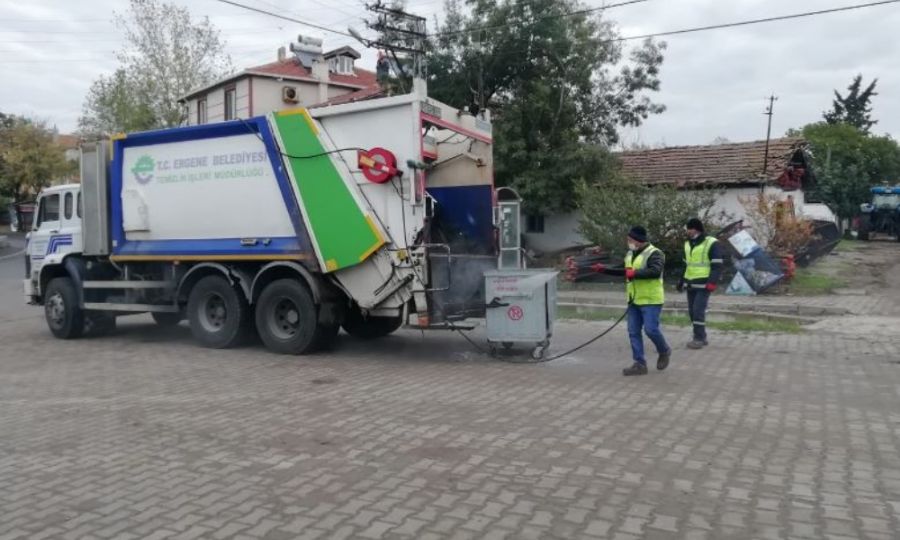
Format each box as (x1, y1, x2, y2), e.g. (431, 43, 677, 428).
(3, 294, 900, 540)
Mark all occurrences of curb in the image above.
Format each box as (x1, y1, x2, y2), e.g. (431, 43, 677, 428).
(557, 302, 819, 325)
(557, 293, 849, 317)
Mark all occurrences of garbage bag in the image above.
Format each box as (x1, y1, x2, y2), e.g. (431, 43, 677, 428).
(733, 251, 784, 293)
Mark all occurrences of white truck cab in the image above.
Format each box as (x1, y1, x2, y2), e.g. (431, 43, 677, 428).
(24, 184, 83, 301)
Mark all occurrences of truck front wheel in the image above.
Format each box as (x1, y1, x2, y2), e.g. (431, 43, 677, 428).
(187, 275, 250, 349)
(44, 277, 85, 339)
(255, 279, 319, 355)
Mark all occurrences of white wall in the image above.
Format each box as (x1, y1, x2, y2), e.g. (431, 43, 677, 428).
(711, 186, 805, 224)
(251, 77, 322, 116)
(524, 185, 807, 254)
(185, 79, 251, 125)
(524, 212, 586, 254)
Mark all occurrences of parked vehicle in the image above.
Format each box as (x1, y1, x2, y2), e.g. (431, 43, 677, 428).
(24, 88, 500, 353)
(858, 185, 900, 241)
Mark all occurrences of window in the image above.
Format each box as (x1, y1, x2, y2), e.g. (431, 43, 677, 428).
(526, 214, 545, 234)
(340, 57, 353, 74)
(197, 98, 207, 124)
(224, 88, 236, 121)
(64, 192, 73, 220)
(77, 191, 83, 218)
(37, 194, 60, 228)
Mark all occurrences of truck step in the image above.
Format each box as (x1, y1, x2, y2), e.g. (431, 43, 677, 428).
(82, 280, 175, 289)
(83, 302, 178, 313)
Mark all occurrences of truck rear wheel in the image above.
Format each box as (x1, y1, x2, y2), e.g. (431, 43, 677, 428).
(255, 279, 319, 355)
(44, 277, 85, 339)
(187, 275, 249, 349)
(342, 307, 403, 340)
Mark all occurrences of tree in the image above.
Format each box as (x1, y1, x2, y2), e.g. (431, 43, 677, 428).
(823, 74, 878, 133)
(576, 174, 721, 261)
(407, 0, 666, 213)
(79, 69, 157, 135)
(79, 0, 232, 135)
(792, 122, 900, 221)
(0, 119, 68, 202)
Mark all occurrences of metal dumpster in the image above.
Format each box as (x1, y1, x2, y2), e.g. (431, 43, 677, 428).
(484, 269, 558, 359)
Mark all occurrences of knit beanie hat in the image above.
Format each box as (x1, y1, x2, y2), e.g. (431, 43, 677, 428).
(628, 226, 648, 243)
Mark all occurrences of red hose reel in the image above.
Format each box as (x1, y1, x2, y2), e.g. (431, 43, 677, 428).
(358, 147, 399, 184)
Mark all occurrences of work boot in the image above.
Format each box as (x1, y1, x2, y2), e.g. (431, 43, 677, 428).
(622, 363, 648, 376)
(657, 350, 671, 371)
(686, 340, 706, 349)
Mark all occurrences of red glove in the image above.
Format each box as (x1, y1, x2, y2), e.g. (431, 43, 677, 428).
(591, 263, 606, 273)
(706, 283, 717, 292)
(625, 268, 636, 280)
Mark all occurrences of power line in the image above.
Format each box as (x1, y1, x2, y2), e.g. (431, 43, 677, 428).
(433, 0, 649, 37)
(609, 0, 900, 42)
(213, 0, 357, 39)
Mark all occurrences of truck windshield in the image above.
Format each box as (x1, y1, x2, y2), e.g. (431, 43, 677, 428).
(873, 194, 900, 209)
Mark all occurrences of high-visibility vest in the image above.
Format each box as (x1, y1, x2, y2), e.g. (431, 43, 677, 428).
(625, 244, 665, 305)
(684, 236, 718, 281)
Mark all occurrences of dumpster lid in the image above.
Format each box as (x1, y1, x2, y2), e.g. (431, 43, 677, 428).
(485, 269, 559, 296)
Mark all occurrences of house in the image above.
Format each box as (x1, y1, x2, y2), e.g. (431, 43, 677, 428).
(524, 137, 814, 253)
(180, 43, 382, 125)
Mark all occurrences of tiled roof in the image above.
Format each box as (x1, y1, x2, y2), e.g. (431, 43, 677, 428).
(309, 85, 386, 108)
(616, 137, 807, 187)
(247, 59, 377, 89)
(54, 134, 80, 149)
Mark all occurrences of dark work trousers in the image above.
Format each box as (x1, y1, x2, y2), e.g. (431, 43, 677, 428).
(686, 288, 710, 341)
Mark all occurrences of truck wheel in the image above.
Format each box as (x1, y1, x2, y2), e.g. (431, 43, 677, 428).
(255, 279, 318, 354)
(342, 307, 403, 340)
(187, 275, 249, 349)
(152, 312, 183, 327)
(44, 277, 85, 339)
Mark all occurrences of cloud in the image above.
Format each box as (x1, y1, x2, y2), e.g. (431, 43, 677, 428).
(1, 0, 896, 143)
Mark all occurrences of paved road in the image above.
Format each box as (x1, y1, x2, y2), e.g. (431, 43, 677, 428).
(2, 254, 900, 539)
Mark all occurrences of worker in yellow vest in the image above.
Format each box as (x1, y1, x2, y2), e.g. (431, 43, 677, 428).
(591, 226, 671, 376)
(677, 218, 724, 349)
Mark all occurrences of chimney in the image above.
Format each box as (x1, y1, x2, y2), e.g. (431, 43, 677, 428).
(277, 46, 286, 62)
(312, 57, 330, 103)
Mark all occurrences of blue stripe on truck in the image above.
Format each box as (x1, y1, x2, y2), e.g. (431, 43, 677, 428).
(112, 236, 303, 256)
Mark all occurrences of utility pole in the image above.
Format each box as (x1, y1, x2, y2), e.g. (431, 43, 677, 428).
(357, 2, 427, 81)
(762, 94, 778, 191)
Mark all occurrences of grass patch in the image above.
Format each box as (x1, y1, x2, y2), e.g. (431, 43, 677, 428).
(557, 306, 804, 334)
(835, 238, 863, 251)
(788, 267, 847, 295)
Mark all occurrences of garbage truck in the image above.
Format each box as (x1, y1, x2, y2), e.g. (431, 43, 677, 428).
(24, 87, 502, 354)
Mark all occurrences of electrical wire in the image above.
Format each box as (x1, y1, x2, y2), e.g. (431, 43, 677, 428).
(237, 117, 365, 159)
(213, 0, 357, 39)
(607, 0, 900, 43)
(433, 0, 649, 37)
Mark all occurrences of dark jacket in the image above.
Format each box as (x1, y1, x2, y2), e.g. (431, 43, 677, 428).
(679, 233, 723, 287)
(601, 244, 665, 280)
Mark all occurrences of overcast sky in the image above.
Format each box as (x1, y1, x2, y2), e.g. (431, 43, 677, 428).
(1, 0, 898, 146)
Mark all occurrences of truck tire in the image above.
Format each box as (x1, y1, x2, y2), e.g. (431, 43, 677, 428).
(187, 275, 250, 349)
(342, 308, 403, 340)
(44, 277, 85, 339)
(255, 279, 319, 355)
(152, 312, 183, 327)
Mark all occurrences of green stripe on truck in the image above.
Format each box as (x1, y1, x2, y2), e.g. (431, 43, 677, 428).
(272, 109, 383, 272)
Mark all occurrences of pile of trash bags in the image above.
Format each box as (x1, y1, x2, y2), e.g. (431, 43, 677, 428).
(716, 224, 785, 295)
